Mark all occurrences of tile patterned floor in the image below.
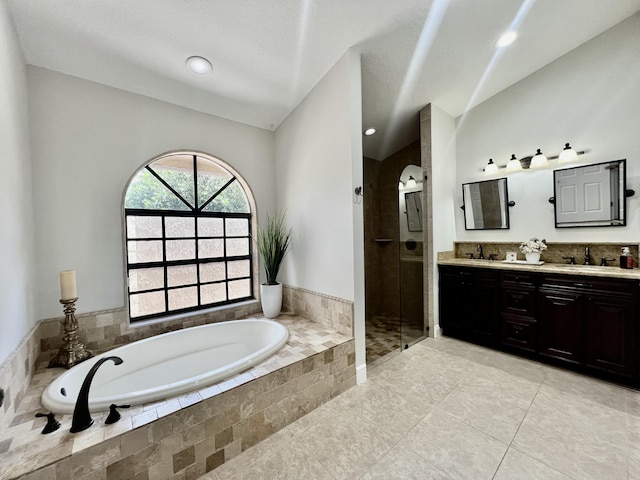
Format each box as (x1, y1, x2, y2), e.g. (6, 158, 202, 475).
(200, 336, 640, 480)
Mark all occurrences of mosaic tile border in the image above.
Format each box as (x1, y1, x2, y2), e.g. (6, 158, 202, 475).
(1, 316, 355, 480)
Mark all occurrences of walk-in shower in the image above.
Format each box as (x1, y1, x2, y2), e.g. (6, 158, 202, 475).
(364, 146, 426, 365)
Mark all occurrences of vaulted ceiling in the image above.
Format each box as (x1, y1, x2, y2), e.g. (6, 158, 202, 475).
(7, 0, 640, 160)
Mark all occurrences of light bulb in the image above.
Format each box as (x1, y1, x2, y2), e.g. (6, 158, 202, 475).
(406, 176, 417, 188)
(186, 56, 212, 75)
(505, 154, 522, 172)
(558, 143, 578, 164)
(496, 31, 517, 48)
(530, 149, 548, 169)
(484, 159, 499, 175)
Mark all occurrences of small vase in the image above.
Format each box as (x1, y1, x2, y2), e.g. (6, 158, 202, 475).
(260, 283, 283, 319)
(525, 252, 541, 264)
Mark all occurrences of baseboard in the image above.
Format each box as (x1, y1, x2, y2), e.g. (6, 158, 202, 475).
(356, 363, 367, 384)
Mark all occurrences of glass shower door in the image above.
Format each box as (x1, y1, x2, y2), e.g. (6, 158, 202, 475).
(398, 165, 426, 349)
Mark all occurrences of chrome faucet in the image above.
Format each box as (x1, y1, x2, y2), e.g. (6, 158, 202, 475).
(70, 356, 123, 433)
(584, 246, 591, 265)
(477, 245, 485, 260)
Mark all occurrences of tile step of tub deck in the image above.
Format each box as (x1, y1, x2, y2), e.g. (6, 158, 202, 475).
(0, 314, 355, 480)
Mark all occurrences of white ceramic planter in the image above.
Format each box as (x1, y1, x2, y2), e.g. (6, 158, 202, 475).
(525, 252, 541, 263)
(260, 283, 283, 319)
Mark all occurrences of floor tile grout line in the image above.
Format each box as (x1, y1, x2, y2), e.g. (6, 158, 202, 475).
(490, 373, 546, 480)
(500, 369, 583, 480)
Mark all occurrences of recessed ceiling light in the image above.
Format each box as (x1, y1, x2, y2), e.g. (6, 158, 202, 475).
(364, 128, 376, 136)
(186, 56, 212, 75)
(496, 31, 517, 48)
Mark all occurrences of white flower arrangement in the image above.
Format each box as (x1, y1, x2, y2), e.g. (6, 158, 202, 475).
(519, 238, 547, 254)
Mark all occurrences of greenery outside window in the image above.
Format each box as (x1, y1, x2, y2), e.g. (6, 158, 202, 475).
(124, 152, 254, 321)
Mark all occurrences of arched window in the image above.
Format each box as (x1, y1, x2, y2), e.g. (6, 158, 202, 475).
(123, 151, 255, 321)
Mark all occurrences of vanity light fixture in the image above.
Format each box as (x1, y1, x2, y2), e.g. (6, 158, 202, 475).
(484, 159, 499, 176)
(505, 154, 522, 172)
(558, 143, 578, 164)
(529, 149, 548, 169)
(186, 56, 212, 75)
(364, 128, 377, 136)
(481, 144, 585, 174)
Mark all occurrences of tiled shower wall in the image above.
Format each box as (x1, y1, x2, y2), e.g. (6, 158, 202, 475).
(364, 141, 421, 321)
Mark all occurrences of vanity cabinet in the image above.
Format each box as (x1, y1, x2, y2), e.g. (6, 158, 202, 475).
(500, 272, 537, 353)
(439, 265, 640, 385)
(538, 288, 583, 364)
(439, 266, 498, 345)
(539, 274, 638, 376)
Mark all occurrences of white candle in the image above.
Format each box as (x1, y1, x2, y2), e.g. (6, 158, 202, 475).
(60, 270, 77, 300)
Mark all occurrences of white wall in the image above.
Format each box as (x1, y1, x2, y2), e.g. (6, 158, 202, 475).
(274, 51, 362, 301)
(274, 50, 366, 380)
(430, 104, 456, 335)
(0, 2, 35, 364)
(455, 13, 640, 243)
(27, 67, 277, 320)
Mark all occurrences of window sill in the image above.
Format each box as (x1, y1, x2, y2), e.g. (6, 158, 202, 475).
(128, 299, 260, 329)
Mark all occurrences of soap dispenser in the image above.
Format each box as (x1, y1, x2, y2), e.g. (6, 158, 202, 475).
(620, 247, 633, 269)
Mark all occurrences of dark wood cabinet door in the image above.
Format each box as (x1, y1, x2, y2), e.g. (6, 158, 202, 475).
(471, 278, 498, 345)
(439, 271, 471, 339)
(585, 295, 636, 375)
(538, 289, 583, 364)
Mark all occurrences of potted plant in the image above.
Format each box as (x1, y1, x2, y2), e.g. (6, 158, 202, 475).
(257, 211, 292, 318)
(520, 238, 547, 263)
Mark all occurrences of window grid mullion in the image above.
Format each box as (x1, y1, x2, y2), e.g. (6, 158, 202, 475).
(194, 155, 202, 307)
(162, 215, 169, 314)
(223, 219, 229, 302)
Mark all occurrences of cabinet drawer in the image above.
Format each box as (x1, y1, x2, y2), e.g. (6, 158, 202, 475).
(540, 275, 636, 296)
(502, 285, 536, 316)
(501, 314, 537, 353)
(501, 271, 536, 286)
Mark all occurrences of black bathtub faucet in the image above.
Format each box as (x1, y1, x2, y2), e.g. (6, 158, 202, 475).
(70, 356, 123, 433)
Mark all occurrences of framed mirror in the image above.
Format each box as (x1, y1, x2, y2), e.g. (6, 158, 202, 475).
(462, 178, 510, 230)
(553, 159, 627, 228)
(405, 191, 422, 232)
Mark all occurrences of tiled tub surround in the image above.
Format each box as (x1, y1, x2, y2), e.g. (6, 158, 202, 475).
(0, 315, 355, 480)
(282, 285, 353, 336)
(1, 301, 262, 432)
(0, 325, 41, 432)
(1, 286, 353, 434)
(38, 301, 263, 364)
(454, 241, 639, 267)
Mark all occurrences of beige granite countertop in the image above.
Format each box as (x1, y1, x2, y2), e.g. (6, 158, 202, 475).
(438, 258, 640, 280)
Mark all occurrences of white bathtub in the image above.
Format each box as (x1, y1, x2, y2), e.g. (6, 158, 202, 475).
(42, 318, 288, 414)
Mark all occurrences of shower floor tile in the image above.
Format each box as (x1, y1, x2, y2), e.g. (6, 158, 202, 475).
(365, 316, 424, 365)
